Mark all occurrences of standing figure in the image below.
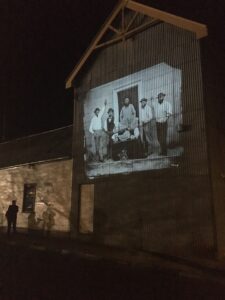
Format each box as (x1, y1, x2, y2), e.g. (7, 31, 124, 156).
(104, 108, 115, 159)
(153, 93, 172, 155)
(120, 97, 136, 129)
(28, 211, 42, 234)
(42, 205, 55, 237)
(5, 200, 19, 235)
(139, 98, 153, 155)
(89, 100, 107, 162)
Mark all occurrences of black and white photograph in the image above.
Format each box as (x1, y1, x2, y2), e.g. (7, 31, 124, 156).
(83, 63, 184, 178)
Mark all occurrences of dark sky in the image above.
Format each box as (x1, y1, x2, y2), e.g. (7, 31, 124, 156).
(1, 0, 224, 140)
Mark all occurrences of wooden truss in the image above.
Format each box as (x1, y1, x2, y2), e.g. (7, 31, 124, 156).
(94, 10, 161, 50)
(66, 0, 207, 89)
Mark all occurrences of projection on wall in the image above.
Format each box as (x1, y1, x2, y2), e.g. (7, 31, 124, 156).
(83, 63, 183, 178)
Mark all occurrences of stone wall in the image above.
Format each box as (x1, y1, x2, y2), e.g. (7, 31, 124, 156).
(0, 159, 72, 234)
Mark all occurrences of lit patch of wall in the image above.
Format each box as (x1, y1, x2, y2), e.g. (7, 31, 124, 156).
(79, 184, 94, 233)
(0, 159, 72, 233)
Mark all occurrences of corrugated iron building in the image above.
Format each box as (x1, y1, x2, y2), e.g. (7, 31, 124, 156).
(66, 1, 225, 259)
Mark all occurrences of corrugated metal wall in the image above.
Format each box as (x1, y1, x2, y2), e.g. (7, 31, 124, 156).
(78, 22, 208, 177)
(72, 21, 214, 257)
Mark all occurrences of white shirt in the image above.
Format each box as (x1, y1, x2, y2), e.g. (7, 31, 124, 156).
(120, 104, 136, 123)
(139, 104, 153, 125)
(89, 106, 105, 134)
(153, 101, 172, 123)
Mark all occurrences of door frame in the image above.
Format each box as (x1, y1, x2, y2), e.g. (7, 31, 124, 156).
(112, 80, 143, 127)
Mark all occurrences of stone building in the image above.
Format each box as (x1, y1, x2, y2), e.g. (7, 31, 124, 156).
(0, 126, 72, 236)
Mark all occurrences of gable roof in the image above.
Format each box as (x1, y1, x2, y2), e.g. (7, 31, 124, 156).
(0, 126, 72, 169)
(65, 0, 207, 89)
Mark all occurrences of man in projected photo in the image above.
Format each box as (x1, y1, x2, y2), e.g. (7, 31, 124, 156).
(104, 108, 115, 159)
(120, 97, 136, 128)
(153, 93, 172, 156)
(89, 100, 107, 162)
(139, 98, 153, 156)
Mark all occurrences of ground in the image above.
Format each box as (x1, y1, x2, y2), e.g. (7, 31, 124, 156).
(0, 234, 225, 299)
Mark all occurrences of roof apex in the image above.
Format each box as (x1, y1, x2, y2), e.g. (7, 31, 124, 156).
(66, 0, 207, 89)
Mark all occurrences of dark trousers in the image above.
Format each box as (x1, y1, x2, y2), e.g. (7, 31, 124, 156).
(156, 121, 168, 155)
(7, 218, 17, 235)
(107, 132, 113, 159)
(140, 121, 153, 155)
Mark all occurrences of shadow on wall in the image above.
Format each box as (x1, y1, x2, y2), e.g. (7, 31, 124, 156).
(28, 204, 55, 237)
(0, 202, 7, 230)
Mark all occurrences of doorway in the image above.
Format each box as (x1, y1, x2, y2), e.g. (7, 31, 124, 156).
(117, 85, 139, 121)
(113, 81, 142, 127)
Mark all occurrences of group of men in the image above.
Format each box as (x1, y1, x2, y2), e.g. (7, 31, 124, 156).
(139, 92, 172, 156)
(89, 92, 172, 162)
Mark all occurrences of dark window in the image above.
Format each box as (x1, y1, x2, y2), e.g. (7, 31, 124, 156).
(23, 184, 36, 212)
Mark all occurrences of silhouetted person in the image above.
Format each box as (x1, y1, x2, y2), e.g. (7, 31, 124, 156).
(5, 200, 19, 235)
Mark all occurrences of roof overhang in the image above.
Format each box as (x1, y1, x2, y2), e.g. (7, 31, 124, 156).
(66, 0, 207, 89)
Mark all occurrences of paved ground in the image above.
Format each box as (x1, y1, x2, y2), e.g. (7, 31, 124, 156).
(0, 233, 225, 299)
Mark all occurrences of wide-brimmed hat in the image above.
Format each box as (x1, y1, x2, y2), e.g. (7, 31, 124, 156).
(107, 108, 114, 113)
(157, 92, 166, 98)
(140, 98, 147, 102)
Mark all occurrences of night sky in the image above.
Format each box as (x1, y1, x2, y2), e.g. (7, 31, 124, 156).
(1, 0, 224, 140)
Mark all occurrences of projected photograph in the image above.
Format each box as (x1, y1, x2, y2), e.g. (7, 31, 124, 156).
(83, 63, 184, 178)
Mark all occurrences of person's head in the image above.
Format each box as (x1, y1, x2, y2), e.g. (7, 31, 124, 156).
(94, 107, 100, 116)
(12, 200, 16, 205)
(157, 92, 166, 104)
(140, 98, 147, 108)
(124, 97, 130, 106)
(107, 108, 114, 118)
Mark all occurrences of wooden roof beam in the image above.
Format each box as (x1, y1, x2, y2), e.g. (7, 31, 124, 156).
(126, 0, 207, 39)
(65, 0, 128, 89)
(109, 25, 121, 35)
(95, 18, 161, 50)
(125, 11, 139, 32)
(65, 0, 208, 89)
